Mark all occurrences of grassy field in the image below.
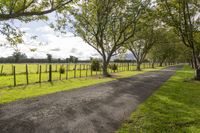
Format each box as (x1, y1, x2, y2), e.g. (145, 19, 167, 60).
(0, 66, 164, 104)
(117, 65, 200, 133)
(0, 63, 156, 88)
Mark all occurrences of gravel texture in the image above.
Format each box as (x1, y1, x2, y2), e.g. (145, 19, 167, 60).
(0, 65, 182, 133)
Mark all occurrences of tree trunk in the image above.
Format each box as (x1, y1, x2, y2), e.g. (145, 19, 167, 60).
(152, 61, 155, 68)
(102, 61, 110, 77)
(192, 46, 198, 69)
(190, 59, 194, 68)
(136, 62, 141, 71)
(159, 62, 163, 67)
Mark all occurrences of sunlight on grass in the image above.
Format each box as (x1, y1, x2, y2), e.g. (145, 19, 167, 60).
(0, 67, 164, 104)
(117, 65, 200, 133)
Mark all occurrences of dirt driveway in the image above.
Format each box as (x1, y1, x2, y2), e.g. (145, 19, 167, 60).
(0, 66, 182, 133)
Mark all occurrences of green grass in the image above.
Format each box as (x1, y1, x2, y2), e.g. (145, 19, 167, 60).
(0, 63, 158, 87)
(0, 66, 164, 104)
(117, 65, 200, 133)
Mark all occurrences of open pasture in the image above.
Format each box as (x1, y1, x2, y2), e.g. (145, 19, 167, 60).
(0, 63, 156, 88)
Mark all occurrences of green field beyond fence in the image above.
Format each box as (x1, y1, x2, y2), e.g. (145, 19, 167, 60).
(0, 63, 161, 88)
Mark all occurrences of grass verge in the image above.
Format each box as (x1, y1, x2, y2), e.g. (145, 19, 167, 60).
(0, 67, 164, 104)
(117, 65, 200, 133)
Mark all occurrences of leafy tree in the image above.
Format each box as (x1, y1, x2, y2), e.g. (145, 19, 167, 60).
(156, 0, 200, 69)
(12, 51, 27, 63)
(126, 9, 157, 71)
(46, 54, 52, 63)
(54, 0, 150, 76)
(91, 59, 100, 71)
(0, 0, 72, 46)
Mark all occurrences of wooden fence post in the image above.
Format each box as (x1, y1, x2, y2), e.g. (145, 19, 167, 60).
(80, 64, 82, 78)
(56, 64, 58, 72)
(13, 65, 16, 86)
(66, 64, 68, 79)
(59, 64, 62, 80)
(91, 65, 93, 76)
(86, 65, 88, 77)
(49, 64, 52, 82)
(37, 64, 39, 74)
(45, 64, 47, 73)
(26, 64, 29, 85)
(39, 65, 42, 83)
(0, 65, 3, 74)
(74, 64, 77, 78)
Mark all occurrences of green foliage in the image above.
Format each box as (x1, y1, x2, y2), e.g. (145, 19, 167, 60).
(109, 64, 118, 71)
(118, 66, 200, 132)
(91, 59, 101, 71)
(53, 0, 150, 76)
(59, 65, 65, 74)
(0, 0, 73, 46)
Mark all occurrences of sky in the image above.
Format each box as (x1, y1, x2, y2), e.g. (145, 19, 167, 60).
(0, 14, 99, 60)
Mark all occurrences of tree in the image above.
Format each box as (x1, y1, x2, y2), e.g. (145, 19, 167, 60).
(157, 0, 200, 69)
(46, 54, 52, 63)
(148, 29, 181, 67)
(55, 0, 149, 76)
(0, 0, 73, 46)
(12, 51, 27, 63)
(126, 9, 157, 71)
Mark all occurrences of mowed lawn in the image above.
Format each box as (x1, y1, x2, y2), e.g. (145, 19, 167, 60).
(117, 65, 200, 133)
(0, 66, 164, 104)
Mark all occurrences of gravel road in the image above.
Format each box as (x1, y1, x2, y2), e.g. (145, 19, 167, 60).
(0, 65, 182, 133)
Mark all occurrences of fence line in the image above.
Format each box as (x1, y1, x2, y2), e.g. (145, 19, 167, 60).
(0, 62, 173, 88)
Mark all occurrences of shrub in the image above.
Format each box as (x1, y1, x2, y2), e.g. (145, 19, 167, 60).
(91, 59, 100, 71)
(109, 64, 118, 71)
(59, 65, 65, 74)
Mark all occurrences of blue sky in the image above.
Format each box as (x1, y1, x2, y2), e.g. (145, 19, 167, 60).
(0, 14, 99, 60)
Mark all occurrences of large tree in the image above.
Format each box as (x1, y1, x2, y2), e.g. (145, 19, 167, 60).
(148, 29, 182, 67)
(157, 0, 200, 69)
(54, 0, 150, 76)
(126, 8, 157, 71)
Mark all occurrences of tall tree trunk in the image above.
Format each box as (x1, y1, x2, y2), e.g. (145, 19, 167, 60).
(191, 46, 198, 69)
(159, 62, 163, 67)
(102, 61, 110, 77)
(191, 59, 194, 68)
(136, 62, 141, 71)
(152, 60, 155, 68)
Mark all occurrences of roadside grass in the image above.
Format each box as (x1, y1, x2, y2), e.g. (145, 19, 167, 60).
(117, 65, 200, 133)
(0, 66, 164, 104)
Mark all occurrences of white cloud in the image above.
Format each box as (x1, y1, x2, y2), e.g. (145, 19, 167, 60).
(0, 21, 100, 60)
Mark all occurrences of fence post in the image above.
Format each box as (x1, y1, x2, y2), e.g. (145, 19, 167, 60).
(1, 65, 3, 74)
(13, 65, 16, 87)
(86, 65, 88, 77)
(49, 64, 52, 82)
(46, 64, 48, 73)
(128, 63, 129, 71)
(91, 65, 93, 76)
(74, 64, 77, 78)
(56, 64, 58, 72)
(80, 64, 82, 78)
(39, 65, 41, 83)
(26, 64, 29, 85)
(37, 64, 39, 74)
(66, 64, 68, 79)
(59, 64, 62, 80)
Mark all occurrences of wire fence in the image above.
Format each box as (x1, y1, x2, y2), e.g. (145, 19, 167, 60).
(0, 62, 162, 88)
